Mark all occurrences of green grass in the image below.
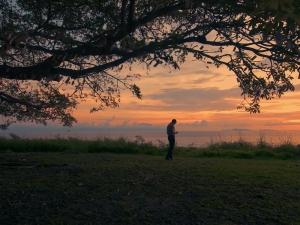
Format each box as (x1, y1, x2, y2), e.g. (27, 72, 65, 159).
(1, 136, 300, 160)
(0, 153, 300, 225)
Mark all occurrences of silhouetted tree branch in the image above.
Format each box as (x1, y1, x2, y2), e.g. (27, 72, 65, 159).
(0, 0, 299, 127)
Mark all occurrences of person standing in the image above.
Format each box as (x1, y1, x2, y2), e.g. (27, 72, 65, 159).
(165, 119, 178, 160)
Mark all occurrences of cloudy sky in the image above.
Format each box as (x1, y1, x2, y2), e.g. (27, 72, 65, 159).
(2, 56, 300, 140)
(68, 58, 300, 132)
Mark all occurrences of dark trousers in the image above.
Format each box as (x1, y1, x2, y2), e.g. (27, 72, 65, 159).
(166, 135, 175, 160)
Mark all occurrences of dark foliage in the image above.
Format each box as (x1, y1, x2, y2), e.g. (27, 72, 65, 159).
(0, 0, 299, 126)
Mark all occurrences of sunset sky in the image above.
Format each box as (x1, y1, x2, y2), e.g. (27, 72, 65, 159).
(4, 63, 300, 147)
(2, 54, 300, 142)
(68, 58, 300, 132)
(63, 31, 300, 134)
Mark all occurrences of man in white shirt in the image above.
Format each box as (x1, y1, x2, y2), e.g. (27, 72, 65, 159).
(165, 119, 178, 160)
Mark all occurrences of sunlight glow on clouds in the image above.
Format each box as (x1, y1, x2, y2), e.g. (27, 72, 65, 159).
(70, 59, 300, 132)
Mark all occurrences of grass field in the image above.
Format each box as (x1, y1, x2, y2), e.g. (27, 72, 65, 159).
(1, 152, 300, 225)
(1, 137, 300, 159)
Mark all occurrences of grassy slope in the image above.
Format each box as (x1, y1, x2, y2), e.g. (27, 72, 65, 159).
(1, 153, 300, 225)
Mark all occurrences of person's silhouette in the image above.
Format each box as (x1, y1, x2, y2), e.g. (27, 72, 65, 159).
(165, 119, 178, 160)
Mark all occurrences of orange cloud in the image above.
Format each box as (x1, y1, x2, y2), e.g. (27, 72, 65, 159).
(70, 59, 300, 132)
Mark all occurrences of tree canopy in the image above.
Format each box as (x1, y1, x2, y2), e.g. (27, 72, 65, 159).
(0, 0, 299, 128)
